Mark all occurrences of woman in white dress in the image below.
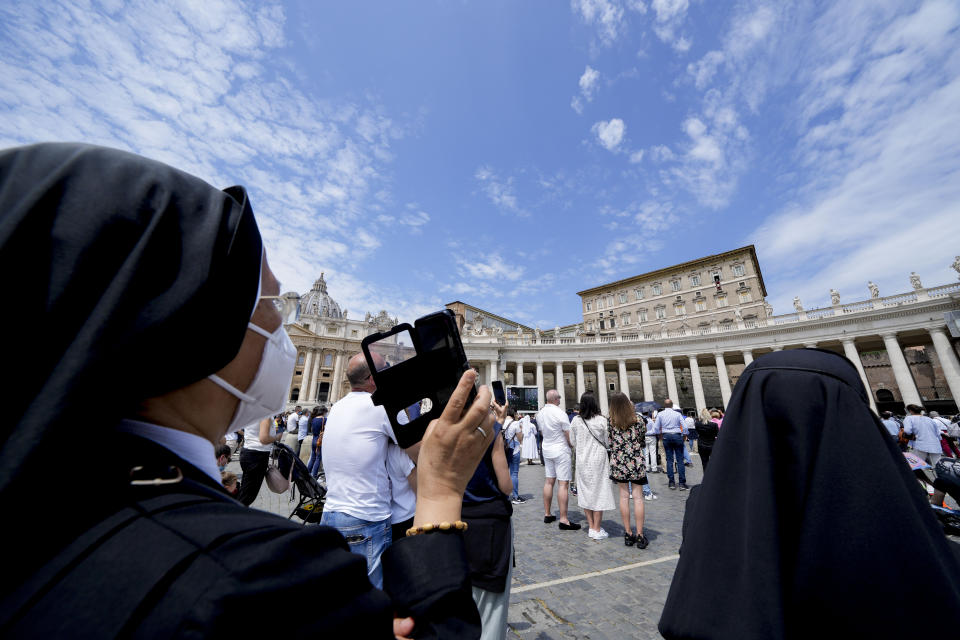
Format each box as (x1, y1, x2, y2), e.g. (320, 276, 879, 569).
(521, 414, 539, 463)
(570, 392, 616, 539)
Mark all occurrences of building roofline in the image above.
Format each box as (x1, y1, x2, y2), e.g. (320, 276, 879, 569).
(576, 244, 768, 298)
(445, 300, 535, 331)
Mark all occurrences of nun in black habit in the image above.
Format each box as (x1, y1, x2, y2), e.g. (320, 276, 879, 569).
(0, 143, 491, 638)
(659, 348, 960, 639)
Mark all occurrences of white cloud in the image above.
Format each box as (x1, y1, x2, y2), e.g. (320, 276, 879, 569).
(592, 118, 626, 151)
(579, 65, 601, 98)
(572, 0, 626, 47)
(571, 65, 601, 114)
(0, 0, 431, 320)
(475, 165, 527, 216)
(651, 0, 691, 51)
(687, 50, 724, 89)
(751, 0, 960, 312)
(629, 150, 644, 163)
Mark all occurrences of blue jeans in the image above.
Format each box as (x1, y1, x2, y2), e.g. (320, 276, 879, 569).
(683, 442, 692, 464)
(306, 434, 322, 476)
(662, 433, 687, 484)
(320, 510, 391, 589)
(508, 447, 521, 499)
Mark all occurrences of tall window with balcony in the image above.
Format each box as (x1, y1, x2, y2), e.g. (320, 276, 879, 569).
(607, 295, 615, 307)
(690, 274, 701, 286)
(671, 280, 682, 292)
(635, 287, 644, 300)
(674, 302, 686, 316)
(738, 290, 753, 303)
(638, 308, 648, 322)
(652, 283, 662, 296)
(716, 294, 728, 308)
(618, 292, 627, 304)
(621, 312, 631, 325)
(655, 306, 666, 319)
(732, 264, 745, 277)
(695, 299, 706, 312)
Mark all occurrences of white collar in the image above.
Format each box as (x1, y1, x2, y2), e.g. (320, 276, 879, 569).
(117, 418, 222, 485)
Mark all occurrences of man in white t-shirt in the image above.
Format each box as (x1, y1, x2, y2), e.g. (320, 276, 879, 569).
(535, 389, 580, 530)
(320, 352, 397, 589)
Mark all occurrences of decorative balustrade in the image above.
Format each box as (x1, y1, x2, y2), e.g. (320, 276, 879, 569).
(927, 283, 960, 297)
(463, 281, 956, 347)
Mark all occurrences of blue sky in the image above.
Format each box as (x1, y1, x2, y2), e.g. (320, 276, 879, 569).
(2, 0, 959, 328)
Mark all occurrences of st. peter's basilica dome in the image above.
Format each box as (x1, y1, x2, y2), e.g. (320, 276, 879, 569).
(298, 273, 343, 319)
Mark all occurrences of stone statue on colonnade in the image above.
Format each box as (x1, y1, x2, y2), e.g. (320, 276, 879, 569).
(868, 282, 879, 298)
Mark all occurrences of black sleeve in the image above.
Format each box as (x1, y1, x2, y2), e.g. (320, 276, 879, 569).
(382, 532, 481, 639)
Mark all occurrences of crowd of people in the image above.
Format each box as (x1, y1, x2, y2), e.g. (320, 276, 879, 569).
(5, 143, 959, 640)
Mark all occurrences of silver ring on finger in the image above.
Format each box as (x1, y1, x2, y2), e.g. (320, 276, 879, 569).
(476, 426, 487, 438)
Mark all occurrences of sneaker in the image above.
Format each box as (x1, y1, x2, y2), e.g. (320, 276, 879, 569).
(684, 462, 693, 467)
(571, 486, 578, 496)
(679, 483, 689, 491)
(636, 533, 649, 549)
(511, 497, 525, 505)
(558, 521, 582, 531)
(587, 529, 598, 539)
(644, 493, 658, 501)
(668, 481, 676, 490)
(595, 528, 609, 539)
(629, 493, 634, 500)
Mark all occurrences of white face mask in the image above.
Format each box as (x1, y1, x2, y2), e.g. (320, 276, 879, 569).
(208, 321, 297, 433)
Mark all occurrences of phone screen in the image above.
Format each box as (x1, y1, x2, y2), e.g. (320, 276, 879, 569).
(491, 380, 506, 405)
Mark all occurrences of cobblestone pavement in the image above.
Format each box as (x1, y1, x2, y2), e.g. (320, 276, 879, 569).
(230, 447, 700, 639)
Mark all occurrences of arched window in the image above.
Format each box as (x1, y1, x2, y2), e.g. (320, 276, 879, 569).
(290, 387, 300, 402)
(297, 352, 305, 365)
(876, 389, 895, 402)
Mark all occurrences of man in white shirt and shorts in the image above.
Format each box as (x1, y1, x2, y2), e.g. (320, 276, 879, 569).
(536, 389, 581, 530)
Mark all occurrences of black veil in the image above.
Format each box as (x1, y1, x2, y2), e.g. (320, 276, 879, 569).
(659, 348, 960, 639)
(0, 143, 262, 591)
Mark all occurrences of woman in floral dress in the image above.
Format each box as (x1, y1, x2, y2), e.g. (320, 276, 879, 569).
(607, 392, 650, 549)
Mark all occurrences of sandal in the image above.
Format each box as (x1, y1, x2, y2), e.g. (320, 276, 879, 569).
(624, 532, 636, 546)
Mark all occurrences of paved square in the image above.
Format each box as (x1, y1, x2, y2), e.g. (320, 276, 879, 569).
(234, 450, 701, 638)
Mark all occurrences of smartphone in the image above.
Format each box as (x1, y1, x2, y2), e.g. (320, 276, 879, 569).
(361, 309, 476, 448)
(491, 380, 506, 406)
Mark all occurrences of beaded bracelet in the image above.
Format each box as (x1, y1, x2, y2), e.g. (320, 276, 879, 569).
(405, 520, 468, 537)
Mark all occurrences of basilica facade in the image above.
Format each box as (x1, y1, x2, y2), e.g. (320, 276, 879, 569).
(284, 273, 399, 408)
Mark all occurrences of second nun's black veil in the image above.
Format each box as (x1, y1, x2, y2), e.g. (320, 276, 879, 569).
(659, 348, 960, 639)
(0, 143, 262, 593)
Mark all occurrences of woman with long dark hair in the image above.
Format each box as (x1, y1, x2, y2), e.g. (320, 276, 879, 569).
(569, 392, 615, 539)
(606, 392, 650, 548)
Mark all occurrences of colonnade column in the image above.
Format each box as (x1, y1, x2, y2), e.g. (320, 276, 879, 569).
(575, 361, 585, 401)
(881, 333, 923, 407)
(840, 337, 877, 413)
(536, 361, 545, 409)
(714, 352, 732, 409)
(687, 355, 706, 414)
(307, 350, 323, 402)
(597, 361, 609, 415)
(516, 362, 524, 387)
(663, 357, 679, 403)
(929, 327, 960, 404)
(330, 352, 346, 404)
(617, 359, 630, 400)
(742, 350, 754, 366)
(555, 362, 566, 410)
(640, 357, 653, 401)
(300, 350, 315, 404)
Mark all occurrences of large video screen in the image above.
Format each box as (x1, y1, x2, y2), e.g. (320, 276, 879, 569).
(507, 386, 539, 413)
